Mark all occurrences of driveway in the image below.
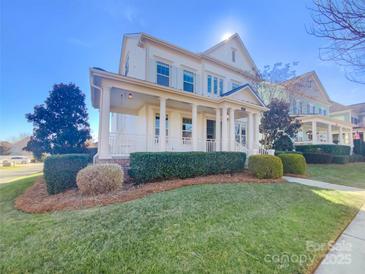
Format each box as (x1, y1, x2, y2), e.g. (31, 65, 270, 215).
(0, 163, 43, 184)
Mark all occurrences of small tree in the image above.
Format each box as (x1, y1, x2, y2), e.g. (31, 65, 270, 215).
(0, 141, 12, 155)
(25, 83, 91, 159)
(260, 99, 301, 149)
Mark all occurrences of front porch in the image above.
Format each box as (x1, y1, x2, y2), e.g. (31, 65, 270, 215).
(295, 115, 353, 147)
(91, 69, 267, 160)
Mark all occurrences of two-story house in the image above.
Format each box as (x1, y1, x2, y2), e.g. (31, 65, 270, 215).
(330, 101, 365, 142)
(280, 71, 353, 146)
(90, 33, 268, 161)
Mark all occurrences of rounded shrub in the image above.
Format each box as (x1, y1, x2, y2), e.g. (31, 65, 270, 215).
(278, 153, 306, 175)
(332, 155, 350, 164)
(248, 155, 283, 179)
(302, 152, 333, 164)
(76, 164, 124, 195)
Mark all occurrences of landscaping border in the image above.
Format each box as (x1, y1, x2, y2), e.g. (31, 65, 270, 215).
(15, 173, 284, 213)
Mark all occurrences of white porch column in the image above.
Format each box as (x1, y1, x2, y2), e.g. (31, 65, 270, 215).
(229, 108, 235, 151)
(349, 129, 353, 151)
(99, 86, 111, 159)
(339, 127, 343, 144)
(254, 113, 260, 149)
(192, 103, 198, 151)
(328, 124, 333, 144)
(248, 112, 254, 152)
(215, 108, 221, 151)
(159, 97, 166, 151)
(221, 106, 228, 151)
(312, 121, 317, 144)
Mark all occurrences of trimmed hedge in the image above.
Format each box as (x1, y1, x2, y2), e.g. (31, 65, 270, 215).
(332, 155, 350, 164)
(248, 155, 283, 179)
(44, 154, 89, 194)
(278, 153, 306, 175)
(295, 144, 351, 156)
(302, 152, 333, 164)
(275, 151, 303, 156)
(129, 152, 246, 184)
(349, 154, 365, 162)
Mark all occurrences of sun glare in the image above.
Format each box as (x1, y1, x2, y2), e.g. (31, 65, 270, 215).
(222, 32, 234, 41)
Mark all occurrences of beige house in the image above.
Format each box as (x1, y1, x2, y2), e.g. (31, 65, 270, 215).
(280, 71, 354, 148)
(90, 33, 269, 161)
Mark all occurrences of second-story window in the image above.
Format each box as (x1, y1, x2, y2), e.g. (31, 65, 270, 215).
(312, 105, 316, 114)
(156, 61, 170, 87)
(207, 75, 212, 95)
(213, 77, 218, 95)
(183, 70, 195, 92)
(219, 79, 224, 95)
(319, 108, 322, 115)
(323, 109, 327, 116)
(307, 104, 310, 114)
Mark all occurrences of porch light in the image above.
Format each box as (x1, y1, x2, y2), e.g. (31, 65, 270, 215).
(128, 92, 133, 99)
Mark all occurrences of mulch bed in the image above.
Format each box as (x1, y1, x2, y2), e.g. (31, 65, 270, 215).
(15, 173, 285, 214)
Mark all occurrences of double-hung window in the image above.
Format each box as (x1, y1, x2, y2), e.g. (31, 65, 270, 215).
(213, 77, 218, 95)
(156, 62, 170, 87)
(183, 70, 195, 92)
(207, 74, 224, 96)
(182, 118, 192, 139)
(312, 105, 316, 114)
(207, 75, 212, 95)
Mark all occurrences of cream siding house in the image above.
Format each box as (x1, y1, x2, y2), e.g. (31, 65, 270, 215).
(279, 71, 353, 147)
(90, 33, 268, 161)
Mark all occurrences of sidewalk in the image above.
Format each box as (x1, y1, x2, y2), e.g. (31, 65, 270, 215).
(284, 176, 365, 274)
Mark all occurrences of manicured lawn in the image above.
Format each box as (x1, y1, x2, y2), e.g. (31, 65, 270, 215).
(1, 175, 364, 273)
(307, 162, 365, 189)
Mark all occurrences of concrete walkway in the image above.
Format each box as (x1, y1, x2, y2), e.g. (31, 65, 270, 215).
(284, 176, 365, 274)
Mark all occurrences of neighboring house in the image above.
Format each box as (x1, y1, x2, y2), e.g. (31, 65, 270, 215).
(90, 33, 268, 160)
(10, 137, 32, 156)
(276, 71, 354, 147)
(330, 101, 365, 142)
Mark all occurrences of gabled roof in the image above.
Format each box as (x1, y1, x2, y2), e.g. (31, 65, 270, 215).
(329, 100, 351, 113)
(281, 71, 331, 105)
(220, 83, 266, 107)
(121, 32, 259, 81)
(202, 33, 259, 75)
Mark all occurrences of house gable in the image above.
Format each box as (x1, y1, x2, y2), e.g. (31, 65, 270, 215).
(282, 71, 331, 105)
(221, 84, 265, 107)
(203, 33, 258, 76)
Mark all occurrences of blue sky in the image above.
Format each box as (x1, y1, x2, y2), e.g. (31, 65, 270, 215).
(1, 0, 364, 141)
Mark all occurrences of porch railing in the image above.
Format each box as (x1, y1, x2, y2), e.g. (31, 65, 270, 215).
(109, 133, 221, 155)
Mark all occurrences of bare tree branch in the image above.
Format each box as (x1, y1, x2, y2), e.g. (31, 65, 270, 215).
(307, 0, 365, 83)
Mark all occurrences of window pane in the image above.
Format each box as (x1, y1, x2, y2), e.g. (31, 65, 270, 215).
(157, 62, 170, 87)
(207, 75, 212, 94)
(183, 71, 194, 92)
(213, 77, 218, 94)
(182, 118, 192, 138)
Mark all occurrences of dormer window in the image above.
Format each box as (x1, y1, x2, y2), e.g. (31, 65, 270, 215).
(232, 49, 236, 63)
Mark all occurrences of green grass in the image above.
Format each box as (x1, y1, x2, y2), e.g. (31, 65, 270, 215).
(307, 162, 365, 189)
(0, 175, 364, 273)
